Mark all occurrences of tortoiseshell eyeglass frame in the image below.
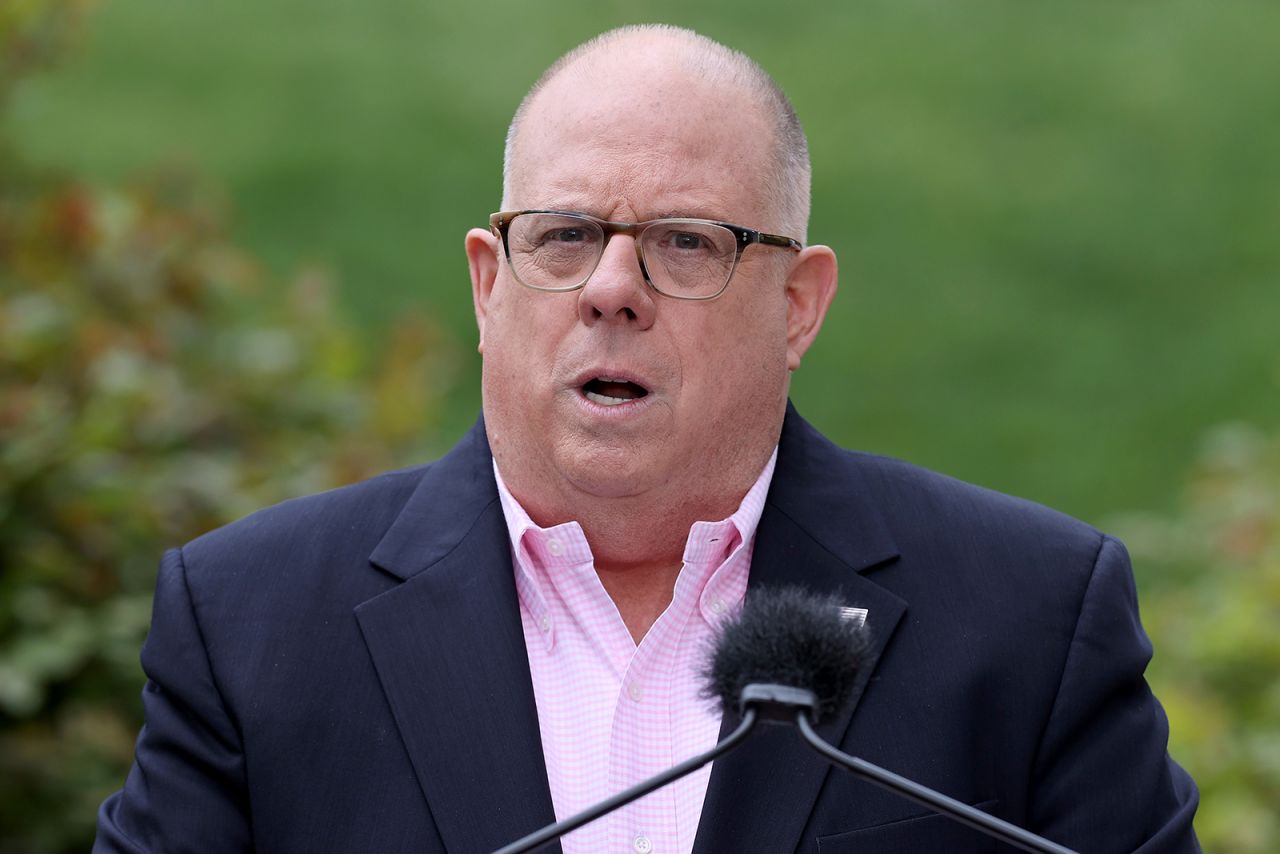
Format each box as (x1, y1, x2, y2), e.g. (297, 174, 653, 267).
(489, 209, 803, 301)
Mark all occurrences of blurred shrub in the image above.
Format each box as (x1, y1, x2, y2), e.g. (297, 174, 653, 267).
(0, 4, 456, 851)
(0, 0, 87, 99)
(1116, 425, 1280, 853)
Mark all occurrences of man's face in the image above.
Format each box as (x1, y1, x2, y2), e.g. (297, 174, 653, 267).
(469, 59, 820, 521)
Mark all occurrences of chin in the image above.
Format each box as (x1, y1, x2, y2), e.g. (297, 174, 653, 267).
(558, 446, 658, 500)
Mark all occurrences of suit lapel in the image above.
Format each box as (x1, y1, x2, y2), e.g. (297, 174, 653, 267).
(694, 406, 909, 854)
(356, 419, 560, 853)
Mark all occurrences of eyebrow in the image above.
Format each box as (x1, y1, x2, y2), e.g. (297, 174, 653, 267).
(653, 210, 719, 221)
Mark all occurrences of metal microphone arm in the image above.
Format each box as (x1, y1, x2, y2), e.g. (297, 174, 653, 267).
(492, 708, 759, 854)
(794, 712, 1078, 854)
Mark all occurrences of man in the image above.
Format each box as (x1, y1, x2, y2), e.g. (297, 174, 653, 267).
(96, 25, 1199, 854)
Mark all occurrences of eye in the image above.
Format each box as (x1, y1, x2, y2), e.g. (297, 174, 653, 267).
(666, 231, 706, 251)
(543, 227, 591, 244)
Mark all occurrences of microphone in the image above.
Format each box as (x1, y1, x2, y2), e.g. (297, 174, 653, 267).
(705, 587, 1078, 854)
(702, 585, 871, 726)
(494, 587, 1077, 854)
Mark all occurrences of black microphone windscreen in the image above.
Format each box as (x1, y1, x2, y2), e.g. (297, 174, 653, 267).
(703, 587, 871, 725)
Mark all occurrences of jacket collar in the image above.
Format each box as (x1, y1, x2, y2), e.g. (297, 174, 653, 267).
(367, 416, 499, 581)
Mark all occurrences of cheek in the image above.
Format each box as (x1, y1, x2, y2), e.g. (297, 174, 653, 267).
(483, 288, 556, 382)
(490, 278, 565, 341)
(684, 297, 789, 398)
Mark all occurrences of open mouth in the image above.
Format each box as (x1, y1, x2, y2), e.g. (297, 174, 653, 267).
(582, 376, 649, 406)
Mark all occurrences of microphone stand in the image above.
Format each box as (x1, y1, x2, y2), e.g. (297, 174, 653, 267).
(795, 712, 1077, 854)
(493, 682, 1078, 854)
(492, 708, 758, 854)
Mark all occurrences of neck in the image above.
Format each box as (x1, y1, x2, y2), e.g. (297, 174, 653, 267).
(510, 471, 758, 644)
(594, 558, 682, 644)
(551, 495, 708, 643)
(493, 424, 779, 642)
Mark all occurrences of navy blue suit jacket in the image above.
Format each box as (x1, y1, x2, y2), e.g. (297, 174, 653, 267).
(96, 407, 1199, 852)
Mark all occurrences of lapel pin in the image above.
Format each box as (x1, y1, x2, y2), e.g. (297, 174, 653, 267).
(838, 606, 868, 629)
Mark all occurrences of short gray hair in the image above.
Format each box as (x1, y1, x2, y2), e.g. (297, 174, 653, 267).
(502, 25, 812, 243)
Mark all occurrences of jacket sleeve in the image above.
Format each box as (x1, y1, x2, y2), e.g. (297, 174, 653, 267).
(1031, 535, 1201, 853)
(94, 547, 252, 853)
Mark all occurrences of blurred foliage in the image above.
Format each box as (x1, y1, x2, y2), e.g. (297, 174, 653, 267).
(0, 4, 455, 851)
(1116, 425, 1280, 853)
(0, 0, 86, 98)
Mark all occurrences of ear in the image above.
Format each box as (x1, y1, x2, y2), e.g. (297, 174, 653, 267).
(466, 227, 501, 353)
(783, 244, 838, 371)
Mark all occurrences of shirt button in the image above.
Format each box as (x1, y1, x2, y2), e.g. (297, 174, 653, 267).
(539, 615, 550, 632)
(633, 835, 652, 854)
(627, 683, 643, 702)
(546, 539, 564, 556)
(711, 598, 726, 614)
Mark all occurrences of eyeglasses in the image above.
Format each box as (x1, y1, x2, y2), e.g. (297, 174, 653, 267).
(489, 210, 803, 301)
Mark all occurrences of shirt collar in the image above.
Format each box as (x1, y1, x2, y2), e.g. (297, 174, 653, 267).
(493, 448, 779, 648)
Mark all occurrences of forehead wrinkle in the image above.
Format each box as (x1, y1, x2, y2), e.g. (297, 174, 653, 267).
(537, 167, 744, 225)
(532, 126, 732, 194)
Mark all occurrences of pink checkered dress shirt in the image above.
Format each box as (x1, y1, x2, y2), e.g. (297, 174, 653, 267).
(493, 450, 778, 854)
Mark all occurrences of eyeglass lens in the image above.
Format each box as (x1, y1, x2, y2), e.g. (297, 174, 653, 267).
(506, 213, 737, 298)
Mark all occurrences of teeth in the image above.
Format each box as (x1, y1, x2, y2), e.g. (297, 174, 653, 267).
(585, 391, 631, 406)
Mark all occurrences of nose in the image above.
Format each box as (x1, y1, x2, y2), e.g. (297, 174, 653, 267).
(577, 234, 657, 329)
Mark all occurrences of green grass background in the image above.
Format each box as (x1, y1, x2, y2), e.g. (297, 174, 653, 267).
(14, 0, 1279, 524)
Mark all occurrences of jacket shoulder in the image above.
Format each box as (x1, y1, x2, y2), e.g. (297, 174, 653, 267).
(848, 448, 1103, 552)
(181, 463, 432, 576)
